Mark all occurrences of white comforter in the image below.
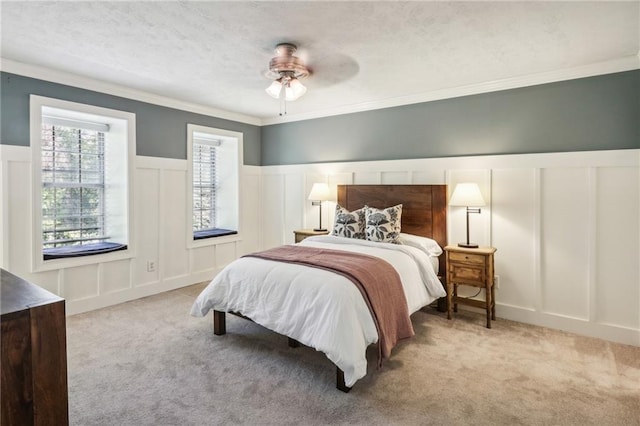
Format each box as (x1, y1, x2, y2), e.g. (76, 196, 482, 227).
(190, 235, 446, 387)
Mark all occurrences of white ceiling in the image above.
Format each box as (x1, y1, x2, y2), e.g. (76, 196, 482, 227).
(2, 1, 639, 124)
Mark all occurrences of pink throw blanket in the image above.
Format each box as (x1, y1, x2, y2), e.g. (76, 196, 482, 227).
(244, 245, 414, 365)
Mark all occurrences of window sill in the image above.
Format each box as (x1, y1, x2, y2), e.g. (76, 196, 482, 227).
(193, 229, 238, 240)
(43, 242, 127, 260)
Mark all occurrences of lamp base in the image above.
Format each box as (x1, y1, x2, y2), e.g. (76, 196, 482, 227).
(458, 242, 479, 248)
(313, 228, 327, 232)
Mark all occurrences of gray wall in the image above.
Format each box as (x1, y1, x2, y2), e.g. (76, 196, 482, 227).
(4, 70, 638, 167)
(261, 70, 640, 165)
(0, 72, 261, 165)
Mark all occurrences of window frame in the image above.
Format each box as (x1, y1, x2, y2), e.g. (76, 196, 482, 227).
(30, 95, 136, 272)
(186, 124, 242, 248)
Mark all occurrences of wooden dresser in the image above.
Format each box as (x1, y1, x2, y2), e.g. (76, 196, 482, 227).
(1, 268, 69, 425)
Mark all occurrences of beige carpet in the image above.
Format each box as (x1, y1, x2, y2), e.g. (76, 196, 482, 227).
(66, 283, 640, 425)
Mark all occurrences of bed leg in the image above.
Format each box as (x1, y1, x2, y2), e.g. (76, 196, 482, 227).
(288, 337, 300, 348)
(213, 310, 226, 335)
(336, 367, 352, 393)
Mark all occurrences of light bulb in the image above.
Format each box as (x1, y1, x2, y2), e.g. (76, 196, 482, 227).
(285, 78, 307, 101)
(265, 80, 283, 99)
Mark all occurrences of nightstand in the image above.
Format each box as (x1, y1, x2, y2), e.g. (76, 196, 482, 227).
(294, 229, 329, 243)
(445, 245, 497, 328)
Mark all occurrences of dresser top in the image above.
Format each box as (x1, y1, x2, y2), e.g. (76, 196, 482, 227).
(1, 269, 63, 316)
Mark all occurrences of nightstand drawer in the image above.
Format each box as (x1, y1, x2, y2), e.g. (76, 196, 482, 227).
(449, 251, 485, 265)
(449, 265, 485, 284)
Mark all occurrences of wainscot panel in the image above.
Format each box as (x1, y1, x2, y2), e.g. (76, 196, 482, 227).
(134, 167, 161, 285)
(540, 167, 590, 320)
(491, 168, 537, 311)
(100, 260, 132, 295)
(595, 166, 639, 328)
(191, 245, 217, 275)
(63, 264, 100, 301)
(161, 168, 189, 281)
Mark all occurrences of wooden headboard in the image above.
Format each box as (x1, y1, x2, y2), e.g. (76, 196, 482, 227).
(337, 184, 448, 273)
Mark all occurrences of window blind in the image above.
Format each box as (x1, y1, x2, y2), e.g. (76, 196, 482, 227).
(42, 115, 110, 132)
(41, 123, 107, 248)
(192, 142, 218, 231)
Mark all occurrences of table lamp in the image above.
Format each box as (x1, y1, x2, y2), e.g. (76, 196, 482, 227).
(449, 182, 486, 248)
(308, 183, 330, 231)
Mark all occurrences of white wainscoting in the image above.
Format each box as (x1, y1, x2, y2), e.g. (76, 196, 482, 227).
(261, 149, 640, 346)
(0, 145, 261, 315)
(2, 144, 637, 346)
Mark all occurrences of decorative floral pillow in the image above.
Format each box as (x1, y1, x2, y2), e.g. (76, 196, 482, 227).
(331, 204, 366, 239)
(365, 204, 402, 243)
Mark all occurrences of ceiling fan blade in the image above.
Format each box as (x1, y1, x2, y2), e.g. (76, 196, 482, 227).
(305, 53, 360, 89)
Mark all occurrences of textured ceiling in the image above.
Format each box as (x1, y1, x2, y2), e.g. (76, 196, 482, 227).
(2, 1, 639, 123)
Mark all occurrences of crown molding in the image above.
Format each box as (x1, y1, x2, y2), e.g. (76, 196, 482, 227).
(260, 55, 640, 126)
(0, 58, 262, 126)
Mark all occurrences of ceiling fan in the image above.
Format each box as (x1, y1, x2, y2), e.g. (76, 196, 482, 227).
(264, 43, 310, 103)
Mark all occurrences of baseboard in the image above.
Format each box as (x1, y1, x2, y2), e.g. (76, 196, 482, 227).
(495, 304, 639, 347)
(65, 269, 219, 316)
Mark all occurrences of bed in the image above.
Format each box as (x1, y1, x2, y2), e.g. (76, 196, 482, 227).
(191, 184, 448, 391)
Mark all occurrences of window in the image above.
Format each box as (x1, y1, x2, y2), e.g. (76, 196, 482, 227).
(31, 96, 135, 270)
(187, 124, 241, 246)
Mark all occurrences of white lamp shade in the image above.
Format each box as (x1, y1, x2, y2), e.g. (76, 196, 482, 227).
(449, 183, 486, 207)
(285, 78, 307, 101)
(308, 183, 330, 201)
(265, 80, 283, 98)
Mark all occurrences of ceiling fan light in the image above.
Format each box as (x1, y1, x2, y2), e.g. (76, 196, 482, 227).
(265, 80, 283, 99)
(285, 78, 307, 101)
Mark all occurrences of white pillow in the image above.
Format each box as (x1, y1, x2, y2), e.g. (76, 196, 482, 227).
(398, 233, 443, 257)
